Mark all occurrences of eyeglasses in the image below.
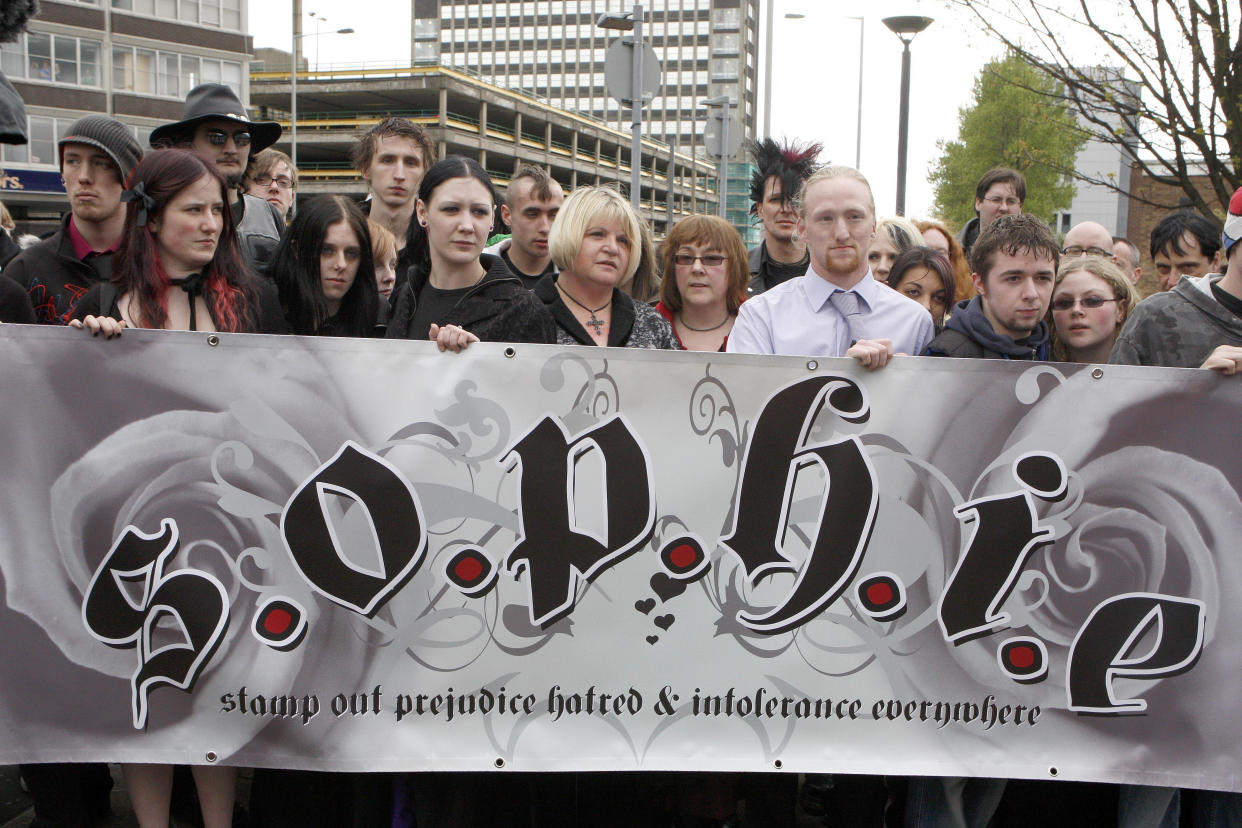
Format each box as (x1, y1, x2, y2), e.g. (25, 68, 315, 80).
(1051, 295, 1119, 311)
(204, 129, 252, 147)
(983, 196, 1021, 207)
(252, 173, 294, 190)
(1062, 245, 1114, 258)
(674, 253, 727, 267)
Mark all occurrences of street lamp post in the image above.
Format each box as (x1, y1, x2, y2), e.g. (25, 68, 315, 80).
(882, 15, 932, 216)
(289, 4, 352, 180)
(762, 7, 805, 139)
(702, 95, 731, 219)
(598, 5, 646, 212)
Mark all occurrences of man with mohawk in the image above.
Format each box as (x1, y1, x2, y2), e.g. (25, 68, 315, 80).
(747, 137, 822, 294)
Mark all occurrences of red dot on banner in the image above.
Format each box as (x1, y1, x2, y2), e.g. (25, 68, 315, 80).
(866, 583, 894, 606)
(1009, 645, 1036, 669)
(263, 608, 292, 636)
(670, 544, 697, 569)
(455, 556, 484, 583)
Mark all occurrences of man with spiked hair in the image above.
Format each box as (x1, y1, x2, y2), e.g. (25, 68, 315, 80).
(747, 137, 821, 294)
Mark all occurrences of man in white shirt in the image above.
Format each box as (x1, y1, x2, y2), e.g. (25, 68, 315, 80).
(727, 165, 934, 368)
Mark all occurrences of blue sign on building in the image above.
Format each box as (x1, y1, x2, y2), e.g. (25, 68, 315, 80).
(0, 168, 66, 194)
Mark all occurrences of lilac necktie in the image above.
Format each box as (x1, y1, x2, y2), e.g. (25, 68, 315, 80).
(829, 289, 865, 345)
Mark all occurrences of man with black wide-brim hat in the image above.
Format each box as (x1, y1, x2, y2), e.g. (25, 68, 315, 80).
(151, 82, 285, 275)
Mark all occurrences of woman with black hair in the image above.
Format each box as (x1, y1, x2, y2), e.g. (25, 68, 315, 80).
(386, 155, 554, 349)
(886, 246, 956, 330)
(267, 195, 380, 337)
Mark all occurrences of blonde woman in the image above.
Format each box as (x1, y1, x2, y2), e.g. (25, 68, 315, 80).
(1049, 255, 1139, 363)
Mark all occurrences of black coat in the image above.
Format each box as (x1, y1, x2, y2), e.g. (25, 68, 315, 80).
(385, 253, 556, 344)
(3, 213, 112, 324)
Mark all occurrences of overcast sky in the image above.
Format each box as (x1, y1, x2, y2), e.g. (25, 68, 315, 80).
(249, 0, 1002, 221)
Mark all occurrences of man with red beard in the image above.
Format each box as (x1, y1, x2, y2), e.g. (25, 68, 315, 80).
(727, 165, 934, 368)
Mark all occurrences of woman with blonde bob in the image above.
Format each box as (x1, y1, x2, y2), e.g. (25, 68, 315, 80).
(655, 214, 749, 351)
(1049, 255, 1140, 363)
(868, 215, 922, 282)
(535, 185, 675, 348)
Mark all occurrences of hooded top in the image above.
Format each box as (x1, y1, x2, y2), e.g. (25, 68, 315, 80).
(1109, 273, 1242, 369)
(924, 296, 1049, 360)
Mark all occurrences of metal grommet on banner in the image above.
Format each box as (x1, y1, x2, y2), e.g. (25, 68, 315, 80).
(207, 335, 220, 347)
(1048, 766, 1058, 777)
(1091, 367, 1103, 379)
(773, 759, 783, 770)
(494, 758, 505, 769)
(806, 360, 818, 371)
(504, 346, 516, 358)
(205, 751, 218, 763)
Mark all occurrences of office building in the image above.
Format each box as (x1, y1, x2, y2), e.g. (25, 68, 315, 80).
(0, 0, 253, 219)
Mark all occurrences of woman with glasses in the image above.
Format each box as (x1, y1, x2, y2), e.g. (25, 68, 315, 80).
(535, 185, 676, 349)
(654, 215, 749, 351)
(1049, 256, 1139, 363)
(244, 148, 297, 222)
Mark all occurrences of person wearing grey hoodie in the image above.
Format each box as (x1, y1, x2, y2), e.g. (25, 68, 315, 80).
(925, 214, 1059, 361)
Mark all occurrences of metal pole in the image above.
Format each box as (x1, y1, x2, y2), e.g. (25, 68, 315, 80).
(895, 39, 911, 216)
(855, 17, 864, 169)
(763, 0, 774, 138)
(720, 104, 729, 220)
(291, 0, 300, 176)
(630, 3, 643, 212)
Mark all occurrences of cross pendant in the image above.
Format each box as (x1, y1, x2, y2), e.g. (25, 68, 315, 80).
(586, 314, 605, 335)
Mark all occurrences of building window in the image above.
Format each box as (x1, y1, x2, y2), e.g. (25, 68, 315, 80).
(112, 45, 241, 97)
(113, 0, 239, 30)
(712, 33, 739, 55)
(1, 33, 102, 88)
(710, 58, 737, 81)
(712, 8, 740, 31)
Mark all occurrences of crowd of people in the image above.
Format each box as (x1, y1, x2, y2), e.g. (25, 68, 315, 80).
(2, 81, 1242, 827)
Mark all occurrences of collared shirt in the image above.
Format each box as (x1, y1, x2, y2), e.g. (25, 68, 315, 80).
(66, 216, 119, 261)
(726, 264, 935, 357)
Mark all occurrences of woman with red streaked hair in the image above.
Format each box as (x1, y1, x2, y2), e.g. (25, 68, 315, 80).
(71, 148, 285, 336)
(67, 147, 282, 828)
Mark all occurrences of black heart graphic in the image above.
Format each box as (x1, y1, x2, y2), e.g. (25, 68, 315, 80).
(650, 573, 686, 602)
(654, 614, 674, 631)
(646, 635, 659, 645)
(634, 598, 655, 615)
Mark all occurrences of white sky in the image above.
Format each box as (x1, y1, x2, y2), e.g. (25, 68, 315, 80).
(249, 0, 1003, 220)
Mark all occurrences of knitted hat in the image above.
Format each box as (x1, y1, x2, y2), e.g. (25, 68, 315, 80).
(149, 83, 281, 155)
(58, 115, 143, 180)
(1223, 186, 1242, 259)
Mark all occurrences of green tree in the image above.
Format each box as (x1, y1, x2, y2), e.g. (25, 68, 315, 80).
(945, 0, 1240, 218)
(931, 53, 1088, 230)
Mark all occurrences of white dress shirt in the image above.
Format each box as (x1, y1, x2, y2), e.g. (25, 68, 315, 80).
(726, 265, 935, 357)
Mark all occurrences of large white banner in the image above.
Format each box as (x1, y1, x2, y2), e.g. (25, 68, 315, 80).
(1, 326, 1239, 793)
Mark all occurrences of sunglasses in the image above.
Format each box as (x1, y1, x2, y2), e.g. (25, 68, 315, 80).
(674, 253, 727, 267)
(1051, 295, 1118, 311)
(204, 129, 252, 147)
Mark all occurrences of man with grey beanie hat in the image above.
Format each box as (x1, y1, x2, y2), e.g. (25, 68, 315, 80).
(4, 114, 142, 323)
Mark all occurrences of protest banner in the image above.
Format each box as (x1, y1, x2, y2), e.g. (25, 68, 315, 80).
(1, 326, 1238, 792)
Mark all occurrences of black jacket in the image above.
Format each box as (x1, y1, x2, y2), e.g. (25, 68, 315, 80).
(532, 273, 678, 349)
(0, 273, 34, 323)
(3, 213, 112, 324)
(71, 275, 288, 334)
(385, 253, 556, 344)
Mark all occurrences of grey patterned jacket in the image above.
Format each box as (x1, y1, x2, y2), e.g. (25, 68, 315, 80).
(1109, 274, 1242, 369)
